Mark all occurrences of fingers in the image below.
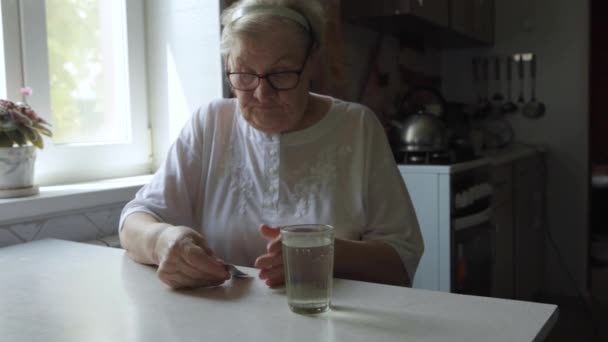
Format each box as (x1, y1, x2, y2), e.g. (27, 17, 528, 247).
(259, 224, 282, 261)
(181, 242, 229, 280)
(266, 237, 282, 255)
(156, 229, 229, 288)
(158, 268, 225, 289)
(190, 233, 215, 256)
(259, 224, 280, 240)
(256, 224, 285, 287)
(255, 250, 284, 288)
(254, 251, 282, 269)
(177, 254, 227, 282)
(259, 265, 284, 288)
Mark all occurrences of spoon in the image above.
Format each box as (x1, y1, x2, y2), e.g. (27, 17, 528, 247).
(501, 56, 518, 114)
(226, 264, 251, 278)
(522, 54, 546, 119)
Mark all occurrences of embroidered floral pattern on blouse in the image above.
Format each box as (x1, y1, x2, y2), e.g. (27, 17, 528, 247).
(219, 138, 253, 215)
(290, 144, 352, 218)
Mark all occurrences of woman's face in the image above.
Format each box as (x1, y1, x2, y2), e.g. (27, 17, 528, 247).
(227, 25, 313, 134)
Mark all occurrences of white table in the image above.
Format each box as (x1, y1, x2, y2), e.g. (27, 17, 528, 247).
(0, 239, 558, 342)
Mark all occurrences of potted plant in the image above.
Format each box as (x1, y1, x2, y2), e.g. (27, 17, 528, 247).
(0, 87, 52, 198)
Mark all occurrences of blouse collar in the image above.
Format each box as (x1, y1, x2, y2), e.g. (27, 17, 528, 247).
(235, 95, 338, 145)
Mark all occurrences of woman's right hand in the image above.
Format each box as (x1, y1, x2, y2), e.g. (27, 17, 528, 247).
(154, 225, 230, 289)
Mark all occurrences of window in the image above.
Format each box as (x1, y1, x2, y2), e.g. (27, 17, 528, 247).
(1, 0, 150, 185)
(45, 0, 130, 145)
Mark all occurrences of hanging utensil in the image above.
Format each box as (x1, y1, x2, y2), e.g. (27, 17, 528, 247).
(517, 54, 526, 105)
(472, 57, 490, 119)
(501, 56, 518, 114)
(479, 57, 492, 118)
(522, 54, 546, 119)
(472, 57, 482, 105)
(491, 56, 504, 103)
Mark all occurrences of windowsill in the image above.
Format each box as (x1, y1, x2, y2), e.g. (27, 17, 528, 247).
(0, 175, 152, 225)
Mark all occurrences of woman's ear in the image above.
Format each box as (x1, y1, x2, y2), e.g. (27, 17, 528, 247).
(308, 46, 331, 94)
(308, 46, 324, 79)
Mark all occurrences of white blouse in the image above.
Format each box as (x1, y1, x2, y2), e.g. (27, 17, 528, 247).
(120, 96, 424, 279)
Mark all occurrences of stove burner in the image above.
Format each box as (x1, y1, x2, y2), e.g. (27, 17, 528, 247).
(403, 151, 453, 165)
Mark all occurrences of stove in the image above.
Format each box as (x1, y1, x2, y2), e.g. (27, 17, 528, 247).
(403, 151, 451, 165)
(395, 149, 479, 165)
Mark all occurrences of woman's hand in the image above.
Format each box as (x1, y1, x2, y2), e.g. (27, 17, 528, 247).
(254, 224, 284, 287)
(154, 225, 230, 289)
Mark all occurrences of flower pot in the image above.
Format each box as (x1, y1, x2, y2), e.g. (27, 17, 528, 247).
(0, 145, 39, 198)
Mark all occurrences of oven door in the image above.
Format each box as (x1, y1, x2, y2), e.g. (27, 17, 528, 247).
(452, 207, 496, 296)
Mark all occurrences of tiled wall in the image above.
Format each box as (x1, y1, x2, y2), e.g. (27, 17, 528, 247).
(0, 203, 125, 248)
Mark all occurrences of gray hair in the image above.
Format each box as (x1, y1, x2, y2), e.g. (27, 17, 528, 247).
(220, 0, 326, 57)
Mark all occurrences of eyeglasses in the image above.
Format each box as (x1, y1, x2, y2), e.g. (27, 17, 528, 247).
(226, 45, 312, 92)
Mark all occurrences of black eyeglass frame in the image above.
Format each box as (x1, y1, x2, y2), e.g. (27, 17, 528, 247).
(225, 27, 316, 92)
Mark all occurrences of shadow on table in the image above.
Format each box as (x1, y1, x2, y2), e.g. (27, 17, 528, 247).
(120, 255, 262, 341)
(120, 254, 256, 302)
(177, 277, 256, 301)
(316, 304, 462, 339)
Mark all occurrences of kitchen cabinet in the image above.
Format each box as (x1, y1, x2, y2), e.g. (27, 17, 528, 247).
(398, 159, 492, 293)
(450, 0, 494, 44)
(342, 0, 493, 47)
(491, 164, 514, 298)
(513, 154, 545, 300)
(488, 148, 546, 301)
(344, 0, 449, 27)
(343, 0, 449, 27)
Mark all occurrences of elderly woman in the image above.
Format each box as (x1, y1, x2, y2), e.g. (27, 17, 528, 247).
(119, 0, 423, 289)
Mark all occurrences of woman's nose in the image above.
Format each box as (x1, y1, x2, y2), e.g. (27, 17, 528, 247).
(253, 77, 275, 100)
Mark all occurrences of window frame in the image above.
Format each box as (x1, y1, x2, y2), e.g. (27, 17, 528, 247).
(0, 0, 151, 186)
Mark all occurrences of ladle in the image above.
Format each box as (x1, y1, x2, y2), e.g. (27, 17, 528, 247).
(501, 56, 518, 114)
(522, 54, 546, 119)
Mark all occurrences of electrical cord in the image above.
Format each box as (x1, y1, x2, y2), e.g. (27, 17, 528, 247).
(513, 142, 600, 340)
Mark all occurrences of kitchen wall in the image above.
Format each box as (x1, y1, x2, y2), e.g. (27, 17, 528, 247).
(320, 22, 442, 133)
(0, 204, 123, 247)
(442, 0, 590, 296)
(144, 0, 224, 168)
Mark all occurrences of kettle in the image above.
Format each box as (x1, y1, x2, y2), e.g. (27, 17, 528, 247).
(391, 86, 448, 153)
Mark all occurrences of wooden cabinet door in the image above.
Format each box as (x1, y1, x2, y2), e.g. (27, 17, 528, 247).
(450, 0, 475, 36)
(450, 0, 494, 44)
(344, 0, 449, 26)
(492, 203, 514, 298)
(473, 0, 494, 43)
(490, 164, 514, 299)
(406, 0, 450, 27)
(342, 0, 395, 17)
(513, 155, 544, 301)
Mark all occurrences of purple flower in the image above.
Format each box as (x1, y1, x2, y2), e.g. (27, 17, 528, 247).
(20, 87, 33, 97)
(0, 89, 52, 149)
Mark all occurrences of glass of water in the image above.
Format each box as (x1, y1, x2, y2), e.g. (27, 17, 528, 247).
(280, 224, 335, 314)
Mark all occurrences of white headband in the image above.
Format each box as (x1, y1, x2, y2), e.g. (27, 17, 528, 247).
(230, 5, 311, 32)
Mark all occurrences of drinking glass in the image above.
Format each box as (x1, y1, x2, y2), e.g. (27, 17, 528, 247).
(281, 224, 335, 314)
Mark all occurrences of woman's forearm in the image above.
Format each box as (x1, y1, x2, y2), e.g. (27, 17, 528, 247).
(119, 212, 168, 265)
(334, 239, 411, 287)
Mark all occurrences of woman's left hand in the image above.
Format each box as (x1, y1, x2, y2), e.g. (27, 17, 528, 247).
(254, 224, 284, 287)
